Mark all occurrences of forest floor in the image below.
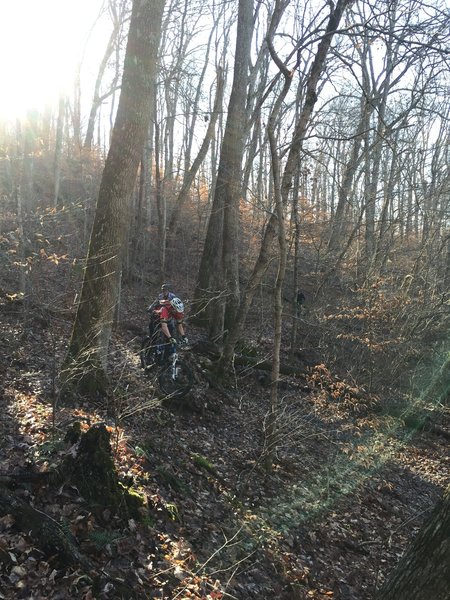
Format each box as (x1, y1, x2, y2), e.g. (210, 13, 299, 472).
(0, 284, 449, 600)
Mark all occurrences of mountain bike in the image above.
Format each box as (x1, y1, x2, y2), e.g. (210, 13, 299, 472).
(140, 334, 194, 399)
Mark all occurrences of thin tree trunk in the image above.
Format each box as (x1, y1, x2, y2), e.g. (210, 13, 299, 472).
(167, 67, 224, 237)
(290, 169, 301, 358)
(84, 15, 121, 150)
(218, 0, 352, 372)
(155, 110, 166, 279)
(263, 69, 290, 472)
(54, 96, 65, 208)
(328, 93, 371, 252)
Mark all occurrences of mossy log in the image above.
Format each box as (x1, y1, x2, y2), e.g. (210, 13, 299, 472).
(0, 485, 90, 568)
(192, 339, 307, 380)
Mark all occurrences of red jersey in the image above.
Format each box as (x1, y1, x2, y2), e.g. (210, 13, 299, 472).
(156, 304, 184, 323)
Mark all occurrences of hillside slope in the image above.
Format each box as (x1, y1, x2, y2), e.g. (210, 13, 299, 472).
(0, 282, 448, 599)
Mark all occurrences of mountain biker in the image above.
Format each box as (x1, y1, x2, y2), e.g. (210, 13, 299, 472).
(158, 296, 188, 346)
(147, 286, 188, 347)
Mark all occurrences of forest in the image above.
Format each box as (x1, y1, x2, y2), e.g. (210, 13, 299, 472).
(0, 0, 449, 598)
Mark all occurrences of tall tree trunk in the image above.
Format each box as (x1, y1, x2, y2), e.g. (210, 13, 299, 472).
(373, 138, 399, 273)
(62, 0, 165, 396)
(11, 123, 28, 306)
(155, 112, 166, 278)
(72, 66, 82, 156)
(328, 92, 371, 252)
(220, 0, 254, 334)
(289, 168, 301, 358)
(193, 0, 254, 338)
(364, 0, 397, 260)
(263, 56, 291, 471)
(376, 485, 450, 600)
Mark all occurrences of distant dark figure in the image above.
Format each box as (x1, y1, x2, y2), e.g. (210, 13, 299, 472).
(296, 290, 306, 306)
(296, 290, 306, 318)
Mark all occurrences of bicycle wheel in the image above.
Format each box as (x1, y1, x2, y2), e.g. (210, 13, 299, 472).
(158, 359, 194, 398)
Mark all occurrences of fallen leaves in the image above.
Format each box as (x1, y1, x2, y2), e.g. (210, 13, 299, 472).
(0, 290, 448, 600)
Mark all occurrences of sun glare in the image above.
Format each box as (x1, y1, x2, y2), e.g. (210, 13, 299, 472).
(0, 0, 105, 120)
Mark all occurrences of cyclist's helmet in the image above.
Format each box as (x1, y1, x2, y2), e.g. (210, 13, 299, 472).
(170, 297, 184, 313)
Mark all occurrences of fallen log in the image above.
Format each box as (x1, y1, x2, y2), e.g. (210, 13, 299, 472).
(233, 354, 308, 380)
(191, 340, 308, 380)
(0, 485, 90, 568)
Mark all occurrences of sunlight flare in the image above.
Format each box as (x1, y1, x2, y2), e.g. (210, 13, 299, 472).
(0, 0, 103, 119)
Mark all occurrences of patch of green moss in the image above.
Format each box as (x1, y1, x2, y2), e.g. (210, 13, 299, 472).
(192, 453, 218, 476)
(156, 466, 190, 495)
(120, 483, 146, 516)
(89, 529, 122, 550)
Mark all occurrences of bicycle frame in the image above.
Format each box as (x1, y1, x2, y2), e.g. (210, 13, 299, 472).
(141, 335, 193, 398)
(169, 344, 178, 381)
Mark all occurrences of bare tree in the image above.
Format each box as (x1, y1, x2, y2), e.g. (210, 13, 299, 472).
(167, 66, 225, 238)
(53, 96, 66, 207)
(84, 0, 127, 151)
(218, 0, 354, 373)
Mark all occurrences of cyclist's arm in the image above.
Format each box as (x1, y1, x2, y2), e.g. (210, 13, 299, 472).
(161, 321, 172, 339)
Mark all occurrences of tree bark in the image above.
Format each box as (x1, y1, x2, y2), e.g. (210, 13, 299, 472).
(220, 0, 254, 334)
(376, 485, 450, 600)
(62, 0, 165, 395)
(193, 0, 253, 338)
(264, 83, 290, 472)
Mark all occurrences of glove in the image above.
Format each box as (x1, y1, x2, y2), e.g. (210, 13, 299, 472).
(181, 336, 188, 346)
(169, 337, 176, 345)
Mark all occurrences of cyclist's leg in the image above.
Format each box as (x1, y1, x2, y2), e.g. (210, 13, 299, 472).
(143, 316, 160, 367)
(154, 325, 167, 365)
(141, 335, 153, 368)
